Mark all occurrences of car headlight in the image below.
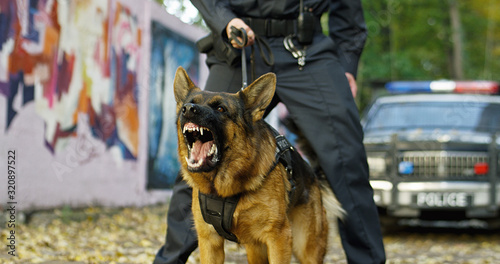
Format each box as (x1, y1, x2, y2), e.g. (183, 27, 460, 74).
(367, 156, 387, 178)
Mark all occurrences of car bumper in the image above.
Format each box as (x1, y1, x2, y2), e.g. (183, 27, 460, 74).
(371, 180, 500, 218)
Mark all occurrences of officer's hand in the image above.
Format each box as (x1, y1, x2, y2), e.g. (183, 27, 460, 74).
(226, 18, 255, 48)
(345, 72, 357, 99)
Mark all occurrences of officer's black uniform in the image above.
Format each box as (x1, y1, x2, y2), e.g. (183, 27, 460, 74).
(154, 0, 386, 263)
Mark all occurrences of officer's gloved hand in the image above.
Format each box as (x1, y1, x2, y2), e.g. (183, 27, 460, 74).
(226, 18, 255, 48)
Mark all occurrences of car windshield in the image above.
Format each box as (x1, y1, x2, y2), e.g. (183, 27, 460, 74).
(364, 101, 500, 133)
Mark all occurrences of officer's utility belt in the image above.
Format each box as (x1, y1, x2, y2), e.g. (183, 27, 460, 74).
(242, 16, 320, 70)
(196, 16, 320, 69)
(241, 16, 322, 44)
(242, 17, 296, 38)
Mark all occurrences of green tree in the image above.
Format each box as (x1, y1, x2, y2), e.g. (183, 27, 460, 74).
(359, 0, 500, 82)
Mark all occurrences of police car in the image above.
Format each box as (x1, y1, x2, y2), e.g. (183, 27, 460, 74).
(362, 80, 500, 227)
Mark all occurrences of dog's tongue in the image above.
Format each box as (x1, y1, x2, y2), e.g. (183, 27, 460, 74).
(190, 140, 213, 163)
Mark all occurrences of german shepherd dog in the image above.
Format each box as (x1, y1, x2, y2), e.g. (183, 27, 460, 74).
(173, 67, 343, 264)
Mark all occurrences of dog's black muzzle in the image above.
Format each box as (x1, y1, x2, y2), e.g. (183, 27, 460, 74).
(182, 103, 201, 118)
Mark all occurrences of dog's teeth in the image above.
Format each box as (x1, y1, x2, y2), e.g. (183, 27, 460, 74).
(185, 156, 205, 168)
(208, 144, 217, 156)
(200, 128, 203, 136)
(207, 144, 212, 155)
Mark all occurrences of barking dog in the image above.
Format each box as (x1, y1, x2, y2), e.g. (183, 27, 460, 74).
(173, 67, 343, 264)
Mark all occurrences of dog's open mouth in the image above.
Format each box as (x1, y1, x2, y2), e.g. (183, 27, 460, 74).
(182, 122, 219, 171)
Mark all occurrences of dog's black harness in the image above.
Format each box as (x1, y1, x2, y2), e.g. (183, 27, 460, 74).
(198, 192, 240, 242)
(198, 125, 294, 243)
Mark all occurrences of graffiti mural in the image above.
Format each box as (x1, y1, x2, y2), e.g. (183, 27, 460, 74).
(147, 21, 199, 188)
(0, 0, 140, 159)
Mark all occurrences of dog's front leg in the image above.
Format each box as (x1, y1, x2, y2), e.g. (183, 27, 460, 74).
(192, 191, 225, 264)
(266, 225, 293, 264)
(245, 243, 268, 264)
(198, 230, 225, 264)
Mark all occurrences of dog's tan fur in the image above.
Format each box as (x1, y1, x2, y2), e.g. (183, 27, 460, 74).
(173, 67, 342, 264)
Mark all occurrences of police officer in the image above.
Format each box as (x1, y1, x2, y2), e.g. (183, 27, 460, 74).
(154, 0, 386, 263)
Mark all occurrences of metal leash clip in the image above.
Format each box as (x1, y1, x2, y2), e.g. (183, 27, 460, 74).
(230, 26, 248, 89)
(284, 35, 306, 70)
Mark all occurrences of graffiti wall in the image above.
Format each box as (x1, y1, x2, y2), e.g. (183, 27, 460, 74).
(0, 0, 207, 209)
(147, 21, 199, 189)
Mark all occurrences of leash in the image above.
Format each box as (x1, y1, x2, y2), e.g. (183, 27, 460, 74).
(230, 26, 249, 89)
(230, 26, 274, 89)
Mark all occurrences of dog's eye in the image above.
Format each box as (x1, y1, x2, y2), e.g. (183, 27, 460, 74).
(216, 106, 226, 113)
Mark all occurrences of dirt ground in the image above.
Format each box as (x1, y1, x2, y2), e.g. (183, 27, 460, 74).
(1, 203, 499, 264)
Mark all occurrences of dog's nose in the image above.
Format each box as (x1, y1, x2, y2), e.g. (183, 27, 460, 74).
(182, 103, 198, 115)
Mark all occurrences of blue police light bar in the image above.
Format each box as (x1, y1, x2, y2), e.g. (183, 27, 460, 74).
(386, 81, 433, 93)
(386, 80, 499, 94)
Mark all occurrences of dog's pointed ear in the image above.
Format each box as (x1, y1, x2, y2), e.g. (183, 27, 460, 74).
(239, 73, 276, 122)
(174, 66, 199, 104)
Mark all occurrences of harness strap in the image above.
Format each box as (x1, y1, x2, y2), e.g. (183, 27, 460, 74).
(198, 192, 240, 243)
(267, 124, 296, 198)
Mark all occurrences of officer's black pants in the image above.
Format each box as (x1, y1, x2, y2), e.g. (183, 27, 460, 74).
(154, 33, 386, 264)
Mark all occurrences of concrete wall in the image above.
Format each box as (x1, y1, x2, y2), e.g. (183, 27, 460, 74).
(0, 0, 208, 210)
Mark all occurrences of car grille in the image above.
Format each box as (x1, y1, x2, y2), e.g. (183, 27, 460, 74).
(398, 151, 489, 179)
